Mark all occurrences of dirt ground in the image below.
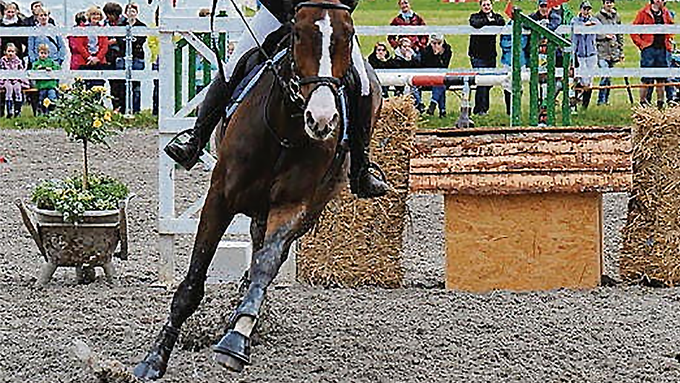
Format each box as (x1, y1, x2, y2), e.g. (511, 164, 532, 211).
(2, 130, 680, 383)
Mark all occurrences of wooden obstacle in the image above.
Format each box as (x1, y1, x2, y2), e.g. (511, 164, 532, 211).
(410, 126, 632, 292)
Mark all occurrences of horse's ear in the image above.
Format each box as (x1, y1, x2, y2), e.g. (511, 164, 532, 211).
(340, 0, 359, 13)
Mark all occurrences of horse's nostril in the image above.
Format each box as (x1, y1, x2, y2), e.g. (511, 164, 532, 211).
(305, 111, 314, 127)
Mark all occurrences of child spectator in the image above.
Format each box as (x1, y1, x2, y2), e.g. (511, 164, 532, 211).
(421, 34, 451, 117)
(368, 42, 392, 98)
(68, 11, 87, 70)
(1, 3, 27, 59)
(27, 6, 66, 66)
(0, 42, 29, 117)
(32, 43, 59, 115)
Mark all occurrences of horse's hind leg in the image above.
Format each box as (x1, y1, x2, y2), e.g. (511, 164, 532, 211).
(134, 190, 234, 380)
(213, 204, 315, 372)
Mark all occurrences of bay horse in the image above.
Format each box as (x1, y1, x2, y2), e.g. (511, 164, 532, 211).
(134, 0, 383, 378)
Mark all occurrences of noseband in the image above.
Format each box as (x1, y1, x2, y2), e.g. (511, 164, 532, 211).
(286, 1, 352, 109)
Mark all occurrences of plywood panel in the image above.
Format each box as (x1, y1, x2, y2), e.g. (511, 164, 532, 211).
(445, 193, 602, 292)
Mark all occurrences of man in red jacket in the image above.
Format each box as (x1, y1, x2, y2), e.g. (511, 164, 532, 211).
(387, 0, 428, 53)
(631, 0, 674, 107)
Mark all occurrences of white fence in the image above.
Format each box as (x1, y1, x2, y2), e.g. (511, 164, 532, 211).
(9, 13, 680, 283)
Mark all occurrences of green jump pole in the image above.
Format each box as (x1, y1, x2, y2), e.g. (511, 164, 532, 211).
(546, 43, 556, 126)
(511, 8, 523, 127)
(201, 33, 212, 87)
(188, 44, 197, 101)
(174, 38, 187, 113)
(562, 49, 571, 126)
(529, 32, 540, 126)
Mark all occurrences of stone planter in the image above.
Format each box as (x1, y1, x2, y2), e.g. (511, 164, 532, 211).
(16, 196, 132, 285)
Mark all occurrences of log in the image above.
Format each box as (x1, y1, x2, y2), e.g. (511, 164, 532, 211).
(410, 127, 633, 194)
(410, 153, 631, 174)
(410, 172, 632, 194)
(414, 132, 632, 159)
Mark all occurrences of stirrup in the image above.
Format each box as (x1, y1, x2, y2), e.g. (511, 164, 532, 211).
(167, 129, 194, 146)
(366, 161, 388, 183)
(164, 129, 201, 170)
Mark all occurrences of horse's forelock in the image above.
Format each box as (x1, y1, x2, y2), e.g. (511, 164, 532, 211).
(294, 4, 353, 80)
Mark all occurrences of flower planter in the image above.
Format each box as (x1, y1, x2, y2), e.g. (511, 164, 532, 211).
(15, 196, 132, 285)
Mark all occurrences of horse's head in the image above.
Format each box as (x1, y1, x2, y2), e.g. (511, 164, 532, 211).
(292, 0, 354, 141)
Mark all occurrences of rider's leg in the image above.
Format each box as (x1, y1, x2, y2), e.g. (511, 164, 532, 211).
(348, 39, 389, 198)
(164, 8, 282, 170)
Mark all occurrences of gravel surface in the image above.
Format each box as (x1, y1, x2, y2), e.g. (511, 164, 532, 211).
(2, 129, 680, 383)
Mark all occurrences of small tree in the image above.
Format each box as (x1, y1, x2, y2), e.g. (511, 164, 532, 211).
(45, 79, 121, 190)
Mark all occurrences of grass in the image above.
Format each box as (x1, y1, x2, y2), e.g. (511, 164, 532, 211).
(0, 0, 669, 130)
(0, 108, 158, 130)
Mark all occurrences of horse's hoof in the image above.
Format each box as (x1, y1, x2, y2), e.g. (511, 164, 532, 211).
(213, 330, 250, 372)
(76, 265, 96, 284)
(133, 357, 166, 380)
(214, 351, 245, 372)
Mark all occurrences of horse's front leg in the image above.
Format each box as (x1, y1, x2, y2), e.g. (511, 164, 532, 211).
(213, 203, 316, 372)
(237, 212, 268, 294)
(134, 188, 234, 380)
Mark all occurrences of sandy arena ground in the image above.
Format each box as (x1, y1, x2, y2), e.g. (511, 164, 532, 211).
(2, 130, 680, 383)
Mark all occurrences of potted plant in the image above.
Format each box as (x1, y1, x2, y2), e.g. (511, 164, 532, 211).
(16, 79, 132, 285)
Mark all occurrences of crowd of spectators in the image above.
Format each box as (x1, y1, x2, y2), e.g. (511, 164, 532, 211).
(0, 0, 676, 119)
(371, 0, 677, 118)
(0, 1, 148, 118)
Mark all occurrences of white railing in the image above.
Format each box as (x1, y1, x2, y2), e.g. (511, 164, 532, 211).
(1, 23, 678, 86)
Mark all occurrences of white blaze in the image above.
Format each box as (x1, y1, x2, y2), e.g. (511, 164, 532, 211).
(304, 11, 339, 141)
(316, 12, 333, 77)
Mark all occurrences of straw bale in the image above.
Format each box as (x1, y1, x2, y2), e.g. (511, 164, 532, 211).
(620, 106, 680, 286)
(297, 96, 417, 288)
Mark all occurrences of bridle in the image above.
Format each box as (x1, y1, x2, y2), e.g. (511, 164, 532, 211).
(285, 1, 353, 110)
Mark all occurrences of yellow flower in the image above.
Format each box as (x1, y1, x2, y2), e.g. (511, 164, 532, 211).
(92, 86, 107, 93)
(103, 111, 112, 122)
(93, 118, 103, 128)
(42, 98, 52, 108)
(59, 83, 70, 91)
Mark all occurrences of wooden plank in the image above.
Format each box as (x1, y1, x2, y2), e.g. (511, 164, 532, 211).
(414, 132, 631, 158)
(417, 125, 631, 136)
(410, 172, 632, 194)
(410, 153, 631, 174)
(445, 193, 602, 292)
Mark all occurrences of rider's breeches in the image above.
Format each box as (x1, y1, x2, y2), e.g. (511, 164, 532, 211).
(225, 7, 370, 96)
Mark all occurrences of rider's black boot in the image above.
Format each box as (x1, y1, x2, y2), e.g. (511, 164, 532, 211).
(348, 95, 389, 199)
(164, 75, 231, 170)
